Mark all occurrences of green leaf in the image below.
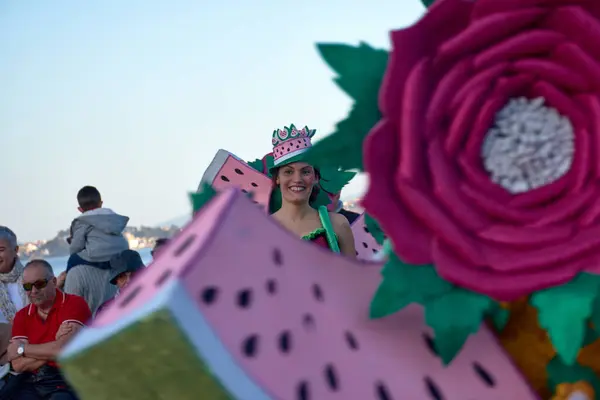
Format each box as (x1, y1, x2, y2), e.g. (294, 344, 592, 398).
(364, 214, 386, 245)
(531, 273, 600, 365)
(305, 102, 382, 172)
(488, 303, 510, 332)
(305, 43, 388, 171)
(425, 290, 493, 364)
(547, 356, 600, 397)
(421, 0, 436, 7)
(369, 279, 413, 319)
(382, 253, 454, 300)
(369, 254, 454, 320)
(317, 42, 388, 102)
(247, 158, 265, 173)
(319, 168, 356, 194)
(189, 183, 217, 213)
(582, 324, 600, 347)
(592, 286, 600, 333)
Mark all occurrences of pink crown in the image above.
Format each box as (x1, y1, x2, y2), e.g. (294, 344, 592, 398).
(271, 124, 316, 166)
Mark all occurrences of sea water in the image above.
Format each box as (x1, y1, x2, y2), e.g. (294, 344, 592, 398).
(27, 248, 154, 276)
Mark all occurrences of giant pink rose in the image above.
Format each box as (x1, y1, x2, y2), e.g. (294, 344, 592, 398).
(362, 0, 600, 301)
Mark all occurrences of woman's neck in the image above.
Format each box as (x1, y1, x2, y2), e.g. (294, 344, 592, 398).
(279, 201, 313, 221)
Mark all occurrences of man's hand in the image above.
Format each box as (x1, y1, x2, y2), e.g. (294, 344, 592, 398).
(7, 339, 25, 361)
(55, 323, 74, 340)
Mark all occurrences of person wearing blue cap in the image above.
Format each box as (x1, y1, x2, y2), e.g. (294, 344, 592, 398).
(96, 250, 145, 314)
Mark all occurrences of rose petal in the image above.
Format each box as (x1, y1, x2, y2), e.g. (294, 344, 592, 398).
(439, 8, 547, 61)
(575, 94, 600, 178)
(425, 58, 472, 140)
(578, 188, 600, 226)
(362, 120, 433, 264)
(433, 239, 582, 301)
(506, 173, 569, 209)
(484, 222, 600, 272)
(380, 0, 474, 116)
(395, 177, 485, 266)
(445, 80, 490, 156)
(511, 58, 588, 92)
(460, 181, 538, 224)
(450, 62, 509, 112)
(399, 59, 432, 184)
(544, 6, 600, 62)
(428, 139, 490, 232)
(571, 128, 590, 193)
(551, 42, 600, 91)
(529, 81, 590, 192)
(478, 224, 573, 247)
(473, 29, 565, 70)
(462, 74, 536, 163)
(528, 186, 595, 227)
(457, 157, 514, 205)
(529, 79, 586, 131)
(473, 0, 600, 20)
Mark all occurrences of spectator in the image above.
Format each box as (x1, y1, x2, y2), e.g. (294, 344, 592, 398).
(8, 259, 91, 399)
(64, 186, 127, 316)
(151, 238, 169, 259)
(326, 192, 361, 224)
(96, 250, 145, 314)
(0, 227, 28, 363)
(0, 227, 28, 394)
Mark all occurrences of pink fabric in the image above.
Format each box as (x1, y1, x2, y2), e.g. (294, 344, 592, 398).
(362, 0, 600, 300)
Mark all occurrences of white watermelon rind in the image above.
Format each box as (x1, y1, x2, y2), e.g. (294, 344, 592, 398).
(60, 280, 271, 400)
(199, 149, 246, 192)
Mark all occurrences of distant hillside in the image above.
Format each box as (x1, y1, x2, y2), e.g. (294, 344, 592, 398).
(158, 215, 191, 228)
(19, 225, 180, 259)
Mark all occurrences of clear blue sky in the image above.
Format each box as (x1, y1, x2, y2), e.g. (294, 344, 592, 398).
(0, 0, 423, 242)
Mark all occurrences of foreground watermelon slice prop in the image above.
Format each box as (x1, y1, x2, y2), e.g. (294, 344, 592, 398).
(200, 149, 382, 259)
(60, 189, 537, 399)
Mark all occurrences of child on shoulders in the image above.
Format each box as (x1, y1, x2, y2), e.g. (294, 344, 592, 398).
(66, 186, 129, 272)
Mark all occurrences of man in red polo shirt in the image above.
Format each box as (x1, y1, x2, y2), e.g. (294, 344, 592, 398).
(7, 259, 91, 399)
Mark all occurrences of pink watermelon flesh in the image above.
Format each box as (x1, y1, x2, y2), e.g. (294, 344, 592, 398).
(201, 149, 271, 213)
(94, 189, 537, 399)
(202, 149, 381, 260)
(351, 214, 382, 260)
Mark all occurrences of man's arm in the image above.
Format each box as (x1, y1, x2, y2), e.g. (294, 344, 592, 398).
(12, 356, 46, 372)
(8, 338, 46, 373)
(23, 322, 82, 361)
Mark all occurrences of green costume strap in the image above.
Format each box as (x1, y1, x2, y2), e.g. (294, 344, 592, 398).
(318, 206, 340, 253)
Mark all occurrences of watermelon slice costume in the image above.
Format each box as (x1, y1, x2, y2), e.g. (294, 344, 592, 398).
(57, 0, 600, 399)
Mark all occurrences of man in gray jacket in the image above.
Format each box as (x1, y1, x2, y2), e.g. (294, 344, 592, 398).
(64, 186, 128, 315)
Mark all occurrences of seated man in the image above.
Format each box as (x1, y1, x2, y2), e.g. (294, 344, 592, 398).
(8, 259, 91, 399)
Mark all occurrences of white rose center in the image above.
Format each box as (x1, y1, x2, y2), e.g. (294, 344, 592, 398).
(481, 97, 574, 194)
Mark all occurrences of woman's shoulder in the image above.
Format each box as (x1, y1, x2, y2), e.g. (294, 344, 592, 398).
(328, 211, 351, 230)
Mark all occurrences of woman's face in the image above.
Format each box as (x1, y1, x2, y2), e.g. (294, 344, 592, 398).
(276, 162, 317, 204)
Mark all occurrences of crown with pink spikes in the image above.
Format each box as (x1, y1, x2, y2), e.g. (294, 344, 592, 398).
(271, 124, 316, 167)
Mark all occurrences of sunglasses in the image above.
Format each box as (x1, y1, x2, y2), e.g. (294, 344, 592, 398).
(23, 279, 49, 292)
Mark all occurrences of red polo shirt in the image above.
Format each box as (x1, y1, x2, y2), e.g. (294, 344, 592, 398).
(12, 290, 91, 366)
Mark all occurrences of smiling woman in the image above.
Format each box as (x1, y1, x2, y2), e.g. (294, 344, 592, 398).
(268, 125, 357, 258)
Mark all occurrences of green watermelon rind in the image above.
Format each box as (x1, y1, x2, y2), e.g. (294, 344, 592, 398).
(62, 309, 231, 400)
(60, 281, 272, 400)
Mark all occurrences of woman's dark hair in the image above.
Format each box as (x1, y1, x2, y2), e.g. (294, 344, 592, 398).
(271, 166, 321, 204)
